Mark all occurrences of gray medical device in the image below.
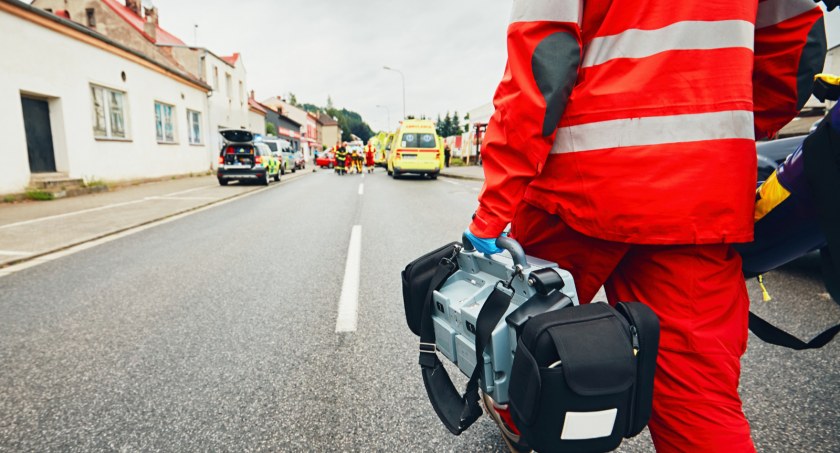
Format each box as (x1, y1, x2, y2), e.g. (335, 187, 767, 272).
(430, 236, 578, 404)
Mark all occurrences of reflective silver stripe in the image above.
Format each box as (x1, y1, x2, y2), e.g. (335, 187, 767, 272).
(582, 20, 754, 68)
(550, 110, 755, 154)
(510, 0, 582, 25)
(756, 0, 818, 29)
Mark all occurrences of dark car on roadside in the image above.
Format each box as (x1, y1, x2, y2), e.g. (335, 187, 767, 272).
(756, 135, 806, 182)
(217, 130, 281, 186)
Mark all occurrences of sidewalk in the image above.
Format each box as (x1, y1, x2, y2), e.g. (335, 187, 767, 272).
(440, 165, 485, 181)
(0, 171, 308, 269)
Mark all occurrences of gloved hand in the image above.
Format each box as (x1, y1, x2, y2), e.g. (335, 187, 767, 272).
(464, 229, 503, 255)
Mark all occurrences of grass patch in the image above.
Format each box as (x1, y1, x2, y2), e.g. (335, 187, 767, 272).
(449, 158, 467, 167)
(25, 189, 54, 201)
(84, 179, 109, 189)
(3, 195, 17, 203)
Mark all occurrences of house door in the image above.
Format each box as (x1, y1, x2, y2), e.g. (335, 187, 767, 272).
(21, 96, 56, 173)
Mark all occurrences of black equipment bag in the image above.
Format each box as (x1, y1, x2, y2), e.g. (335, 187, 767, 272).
(508, 302, 660, 453)
(401, 242, 460, 336)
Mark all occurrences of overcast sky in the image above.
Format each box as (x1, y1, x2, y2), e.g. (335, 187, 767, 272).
(150, 0, 840, 132)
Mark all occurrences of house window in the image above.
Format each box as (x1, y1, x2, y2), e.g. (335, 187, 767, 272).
(154, 102, 177, 143)
(187, 110, 202, 145)
(85, 8, 96, 27)
(213, 66, 219, 90)
(225, 73, 232, 100)
(90, 84, 127, 139)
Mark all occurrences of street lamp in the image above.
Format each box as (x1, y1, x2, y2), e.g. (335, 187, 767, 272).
(375, 104, 390, 130)
(382, 66, 406, 120)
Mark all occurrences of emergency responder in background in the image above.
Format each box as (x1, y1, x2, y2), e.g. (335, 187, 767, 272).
(335, 143, 347, 176)
(346, 146, 355, 174)
(444, 144, 451, 168)
(353, 148, 364, 174)
(464, 1, 827, 452)
(365, 144, 376, 173)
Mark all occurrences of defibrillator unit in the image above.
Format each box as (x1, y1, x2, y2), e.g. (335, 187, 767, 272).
(402, 236, 660, 452)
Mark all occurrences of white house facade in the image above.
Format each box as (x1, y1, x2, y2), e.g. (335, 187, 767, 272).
(0, 0, 211, 195)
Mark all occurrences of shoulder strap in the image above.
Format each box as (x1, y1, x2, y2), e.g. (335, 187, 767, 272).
(419, 271, 514, 435)
(749, 311, 840, 350)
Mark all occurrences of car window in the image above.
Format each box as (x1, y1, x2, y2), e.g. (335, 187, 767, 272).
(265, 142, 278, 152)
(402, 133, 436, 148)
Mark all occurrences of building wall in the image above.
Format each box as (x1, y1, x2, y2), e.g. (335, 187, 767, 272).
(247, 110, 265, 136)
(0, 6, 210, 194)
(204, 53, 248, 160)
(321, 124, 340, 149)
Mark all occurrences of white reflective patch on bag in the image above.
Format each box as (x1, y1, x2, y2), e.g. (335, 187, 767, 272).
(560, 409, 618, 440)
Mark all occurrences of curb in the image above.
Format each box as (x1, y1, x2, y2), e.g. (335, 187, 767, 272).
(0, 172, 307, 271)
(439, 172, 485, 182)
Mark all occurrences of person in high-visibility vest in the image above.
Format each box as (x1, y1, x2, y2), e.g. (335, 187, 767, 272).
(463, 1, 828, 452)
(334, 143, 347, 176)
(365, 144, 375, 173)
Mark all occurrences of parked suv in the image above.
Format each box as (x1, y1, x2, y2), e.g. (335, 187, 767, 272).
(217, 130, 280, 186)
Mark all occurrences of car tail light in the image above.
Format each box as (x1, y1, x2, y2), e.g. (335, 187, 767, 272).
(218, 156, 223, 165)
(255, 155, 263, 165)
(435, 153, 440, 159)
(396, 152, 402, 159)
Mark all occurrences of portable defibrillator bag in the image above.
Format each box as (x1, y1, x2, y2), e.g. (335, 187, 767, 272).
(401, 242, 460, 336)
(508, 302, 659, 453)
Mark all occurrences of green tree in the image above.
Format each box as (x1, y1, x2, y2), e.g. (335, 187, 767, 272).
(435, 114, 444, 136)
(452, 111, 461, 136)
(287, 93, 299, 106)
(443, 112, 453, 137)
(266, 122, 276, 136)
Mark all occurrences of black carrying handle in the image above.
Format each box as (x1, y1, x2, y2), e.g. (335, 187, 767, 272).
(462, 233, 529, 269)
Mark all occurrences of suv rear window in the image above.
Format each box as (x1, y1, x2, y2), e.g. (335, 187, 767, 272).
(220, 145, 254, 156)
(401, 133, 436, 149)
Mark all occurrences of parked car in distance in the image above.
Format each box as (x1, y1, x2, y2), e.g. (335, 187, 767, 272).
(756, 135, 805, 182)
(280, 147, 298, 173)
(262, 137, 294, 175)
(316, 151, 336, 168)
(217, 130, 280, 186)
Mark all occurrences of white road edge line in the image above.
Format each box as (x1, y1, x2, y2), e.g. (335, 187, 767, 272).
(441, 179, 461, 186)
(358, 183, 364, 195)
(0, 183, 281, 279)
(0, 250, 32, 256)
(336, 225, 362, 333)
(0, 184, 217, 231)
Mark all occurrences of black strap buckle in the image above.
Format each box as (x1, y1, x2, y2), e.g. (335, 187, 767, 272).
(419, 342, 437, 354)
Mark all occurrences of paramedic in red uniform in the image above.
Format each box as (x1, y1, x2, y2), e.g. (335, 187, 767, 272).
(465, 0, 827, 451)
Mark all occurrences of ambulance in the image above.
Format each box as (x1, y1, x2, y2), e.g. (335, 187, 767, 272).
(386, 120, 443, 179)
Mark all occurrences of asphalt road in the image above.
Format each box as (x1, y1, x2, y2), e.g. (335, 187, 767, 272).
(0, 169, 837, 452)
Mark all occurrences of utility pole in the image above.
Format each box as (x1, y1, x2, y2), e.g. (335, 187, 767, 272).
(383, 66, 406, 120)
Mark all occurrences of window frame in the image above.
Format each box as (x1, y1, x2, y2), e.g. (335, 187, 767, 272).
(154, 101, 178, 144)
(90, 84, 129, 140)
(187, 109, 203, 145)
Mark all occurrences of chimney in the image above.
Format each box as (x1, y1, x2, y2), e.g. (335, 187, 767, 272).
(144, 6, 159, 26)
(143, 15, 157, 41)
(250, 90, 255, 100)
(125, 0, 141, 16)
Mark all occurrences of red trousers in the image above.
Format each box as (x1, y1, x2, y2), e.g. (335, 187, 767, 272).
(510, 203, 756, 452)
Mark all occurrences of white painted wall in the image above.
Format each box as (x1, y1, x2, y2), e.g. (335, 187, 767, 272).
(0, 8, 211, 194)
(248, 111, 266, 136)
(203, 53, 248, 165)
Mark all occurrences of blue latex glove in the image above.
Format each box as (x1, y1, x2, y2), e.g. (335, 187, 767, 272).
(464, 229, 503, 255)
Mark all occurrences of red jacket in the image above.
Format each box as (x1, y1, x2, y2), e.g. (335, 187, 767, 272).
(471, 0, 826, 244)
